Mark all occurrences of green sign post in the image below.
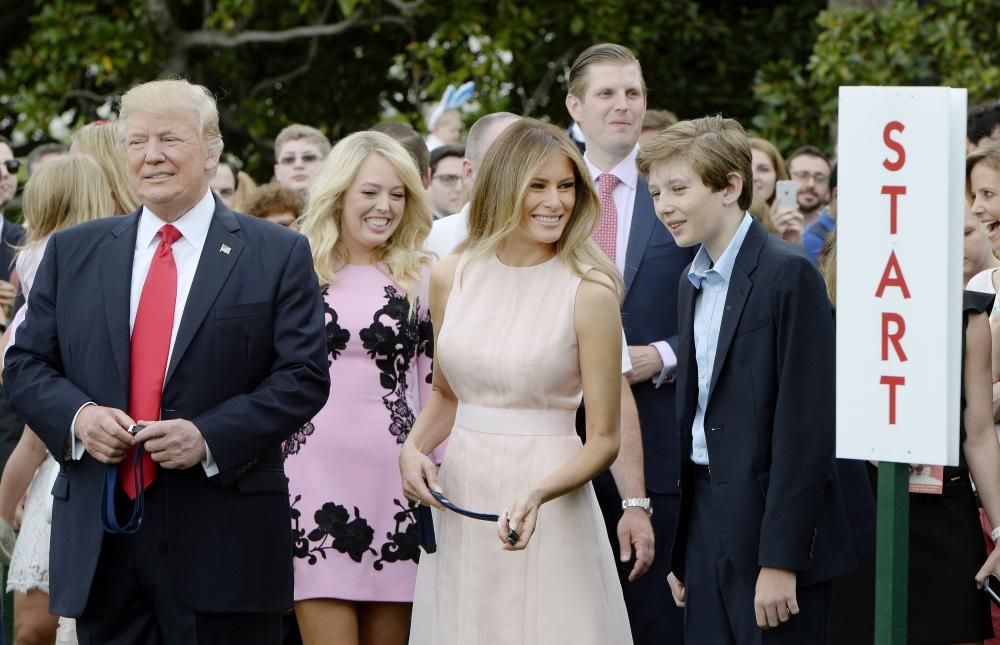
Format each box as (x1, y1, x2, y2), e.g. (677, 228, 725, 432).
(874, 461, 909, 643)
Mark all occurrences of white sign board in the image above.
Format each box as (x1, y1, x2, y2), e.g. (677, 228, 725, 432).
(836, 86, 966, 465)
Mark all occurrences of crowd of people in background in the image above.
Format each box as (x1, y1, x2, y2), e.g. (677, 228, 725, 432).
(0, 40, 997, 645)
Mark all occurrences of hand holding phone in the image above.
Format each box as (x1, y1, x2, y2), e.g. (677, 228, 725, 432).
(775, 180, 798, 210)
(983, 574, 1000, 607)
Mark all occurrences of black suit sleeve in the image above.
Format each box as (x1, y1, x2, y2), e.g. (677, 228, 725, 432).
(757, 253, 836, 571)
(193, 234, 329, 485)
(4, 234, 92, 460)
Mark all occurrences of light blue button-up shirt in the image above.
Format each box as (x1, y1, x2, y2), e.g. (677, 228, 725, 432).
(688, 213, 753, 465)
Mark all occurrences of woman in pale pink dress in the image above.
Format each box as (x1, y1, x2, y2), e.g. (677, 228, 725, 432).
(400, 119, 633, 644)
(290, 131, 433, 645)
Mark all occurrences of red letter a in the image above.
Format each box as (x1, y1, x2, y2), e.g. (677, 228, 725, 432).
(875, 251, 911, 299)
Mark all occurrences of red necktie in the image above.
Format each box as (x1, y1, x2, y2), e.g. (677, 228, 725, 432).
(594, 173, 620, 262)
(120, 224, 181, 498)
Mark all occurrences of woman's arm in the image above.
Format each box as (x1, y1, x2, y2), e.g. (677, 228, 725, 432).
(963, 313, 1000, 585)
(501, 271, 622, 550)
(0, 427, 49, 527)
(400, 255, 461, 508)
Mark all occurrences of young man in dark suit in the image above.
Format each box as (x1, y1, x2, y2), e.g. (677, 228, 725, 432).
(565, 43, 696, 645)
(4, 79, 330, 645)
(639, 116, 855, 644)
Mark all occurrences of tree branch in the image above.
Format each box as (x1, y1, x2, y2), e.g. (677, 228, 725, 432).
(522, 47, 574, 117)
(146, 0, 178, 41)
(247, 0, 334, 97)
(181, 15, 408, 48)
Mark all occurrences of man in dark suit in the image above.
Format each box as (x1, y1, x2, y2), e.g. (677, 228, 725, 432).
(0, 135, 27, 475)
(639, 116, 855, 644)
(4, 80, 330, 645)
(565, 43, 695, 645)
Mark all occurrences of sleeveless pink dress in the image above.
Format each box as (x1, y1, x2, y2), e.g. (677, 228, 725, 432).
(409, 253, 632, 645)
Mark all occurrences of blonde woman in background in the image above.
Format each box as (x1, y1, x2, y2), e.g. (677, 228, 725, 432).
(288, 131, 434, 645)
(0, 155, 114, 645)
(70, 121, 138, 215)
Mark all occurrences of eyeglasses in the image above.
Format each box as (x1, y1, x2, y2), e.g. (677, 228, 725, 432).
(2, 159, 20, 175)
(432, 174, 462, 187)
(791, 170, 829, 185)
(278, 153, 321, 166)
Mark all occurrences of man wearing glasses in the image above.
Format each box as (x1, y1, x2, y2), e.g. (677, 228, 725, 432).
(272, 124, 331, 194)
(427, 144, 466, 220)
(786, 146, 832, 228)
(0, 136, 27, 478)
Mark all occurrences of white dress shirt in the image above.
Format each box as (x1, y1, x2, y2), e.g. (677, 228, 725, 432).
(688, 213, 753, 465)
(584, 145, 676, 385)
(72, 190, 219, 475)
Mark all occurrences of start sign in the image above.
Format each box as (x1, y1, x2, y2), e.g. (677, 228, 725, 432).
(836, 86, 967, 466)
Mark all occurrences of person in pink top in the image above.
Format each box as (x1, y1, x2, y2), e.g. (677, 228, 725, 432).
(291, 130, 434, 645)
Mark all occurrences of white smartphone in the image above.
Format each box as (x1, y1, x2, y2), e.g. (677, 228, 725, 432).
(775, 180, 798, 210)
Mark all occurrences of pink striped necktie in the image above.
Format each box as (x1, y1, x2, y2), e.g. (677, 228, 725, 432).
(594, 173, 620, 262)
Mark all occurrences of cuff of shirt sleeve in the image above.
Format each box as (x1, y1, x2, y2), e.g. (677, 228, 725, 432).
(620, 329, 632, 374)
(67, 401, 95, 460)
(201, 441, 219, 477)
(650, 341, 677, 388)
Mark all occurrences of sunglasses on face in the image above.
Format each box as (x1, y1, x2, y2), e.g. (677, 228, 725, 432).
(2, 159, 19, 175)
(278, 153, 321, 166)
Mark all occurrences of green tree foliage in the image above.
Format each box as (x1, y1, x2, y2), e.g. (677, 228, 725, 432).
(0, 0, 824, 180)
(752, 0, 1000, 154)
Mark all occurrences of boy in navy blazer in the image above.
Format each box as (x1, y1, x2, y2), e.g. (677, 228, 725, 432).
(638, 116, 855, 644)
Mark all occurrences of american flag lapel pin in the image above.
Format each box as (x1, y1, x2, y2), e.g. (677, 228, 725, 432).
(220, 244, 231, 255)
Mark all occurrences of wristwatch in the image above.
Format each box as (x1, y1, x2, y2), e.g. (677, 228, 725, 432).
(621, 497, 652, 517)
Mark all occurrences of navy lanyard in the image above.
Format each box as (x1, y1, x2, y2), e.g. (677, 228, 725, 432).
(415, 491, 519, 550)
(100, 446, 145, 534)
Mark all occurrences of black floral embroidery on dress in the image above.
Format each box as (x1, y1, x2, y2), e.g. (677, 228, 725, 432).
(359, 285, 431, 443)
(289, 495, 314, 563)
(322, 287, 351, 364)
(294, 501, 377, 564)
(282, 422, 315, 460)
(374, 498, 421, 570)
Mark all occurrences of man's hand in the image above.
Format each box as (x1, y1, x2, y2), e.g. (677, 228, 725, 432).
(617, 507, 654, 581)
(75, 405, 135, 464)
(754, 566, 799, 629)
(667, 571, 686, 607)
(625, 346, 664, 385)
(0, 280, 16, 309)
(134, 419, 206, 470)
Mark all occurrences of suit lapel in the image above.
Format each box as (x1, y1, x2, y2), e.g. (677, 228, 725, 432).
(623, 178, 655, 300)
(164, 206, 243, 386)
(677, 273, 698, 426)
(708, 221, 766, 397)
(100, 209, 142, 390)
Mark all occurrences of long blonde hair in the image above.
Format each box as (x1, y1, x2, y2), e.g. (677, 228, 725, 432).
(22, 155, 114, 247)
(73, 121, 139, 215)
(297, 130, 432, 310)
(460, 118, 622, 296)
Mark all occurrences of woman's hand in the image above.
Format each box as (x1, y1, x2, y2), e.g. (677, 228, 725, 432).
(770, 206, 804, 245)
(498, 489, 543, 551)
(400, 440, 442, 508)
(976, 540, 1000, 588)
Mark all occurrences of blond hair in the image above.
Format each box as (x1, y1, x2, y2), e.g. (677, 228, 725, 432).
(232, 171, 258, 213)
(818, 229, 837, 307)
(73, 121, 139, 215)
(749, 136, 789, 205)
(637, 115, 754, 211)
(459, 118, 622, 296)
(118, 79, 224, 161)
(967, 140, 1000, 201)
(567, 43, 645, 99)
(297, 131, 431, 310)
(274, 124, 331, 159)
(22, 155, 114, 247)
